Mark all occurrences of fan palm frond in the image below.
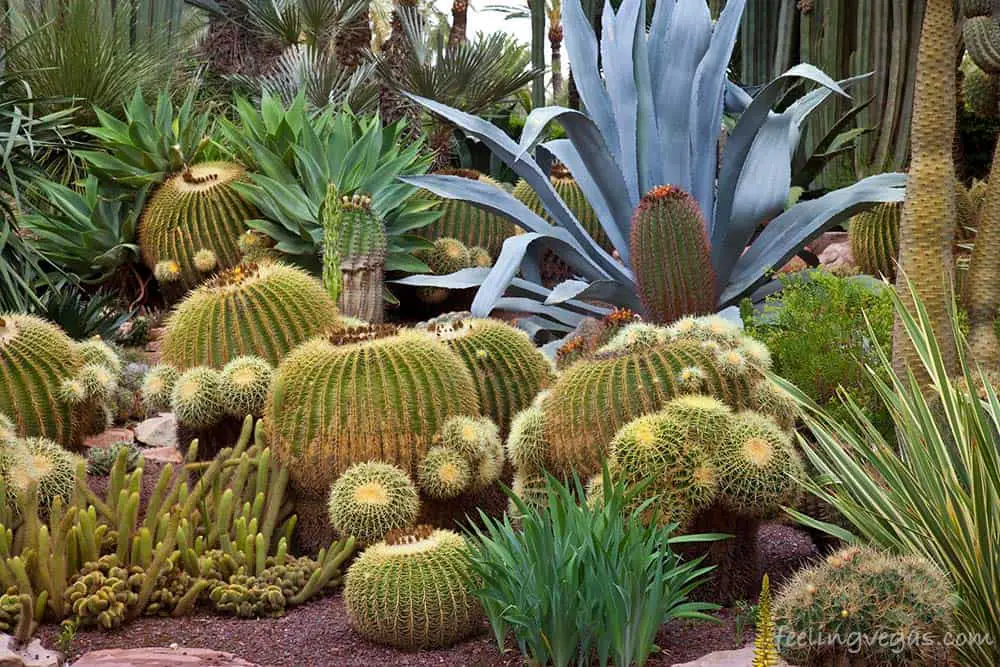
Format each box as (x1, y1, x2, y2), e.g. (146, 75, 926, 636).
(229, 44, 378, 111)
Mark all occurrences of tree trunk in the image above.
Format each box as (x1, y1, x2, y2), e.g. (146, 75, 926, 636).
(379, 0, 420, 124)
(448, 0, 468, 48)
(335, 7, 372, 70)
(549, 22, 563, 97)
(891, 0, 958, 383)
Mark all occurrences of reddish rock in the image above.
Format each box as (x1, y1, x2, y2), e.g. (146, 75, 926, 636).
(72, 647, 258, 667)
(777, 256, 808, 274)
(83, 429, 135, 450)
(141, 447, 182, 464)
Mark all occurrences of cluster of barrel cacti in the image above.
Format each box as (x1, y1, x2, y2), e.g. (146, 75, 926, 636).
(414, 237, 493, 305)
(0, 316, 121, 448)
(505, 315, 802, 603)
(420, 169, 518, 257)
(0, 417, 355, 633)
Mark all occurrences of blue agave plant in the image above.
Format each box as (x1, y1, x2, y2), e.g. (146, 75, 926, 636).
(395, 0, 904, 342)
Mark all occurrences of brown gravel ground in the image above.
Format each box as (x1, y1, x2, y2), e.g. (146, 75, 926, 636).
(37, 522, 818, 666)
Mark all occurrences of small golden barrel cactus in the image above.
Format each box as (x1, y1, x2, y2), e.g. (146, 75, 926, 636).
(419, 168, 517, 257)
(344, 526, 482, 649)
(2, 436, 81, 512)
(265, 325, 480, 498)
(140, 161, 256, 288)
(505, 395, 549, 472)
(219, 356, 273, 418)
(160, 262, 340, 370)
(417, 446, 474, 499)
(425, 316, 554, 433)
(327, 461, 420, 545)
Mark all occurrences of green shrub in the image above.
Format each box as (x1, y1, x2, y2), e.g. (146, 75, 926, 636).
(741, 270, 894, 437)
(779, 281, 1000, 667)
(465, 471, 720, 667)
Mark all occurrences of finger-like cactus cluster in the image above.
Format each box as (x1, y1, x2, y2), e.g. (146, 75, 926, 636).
(65, 555, 145, 629)
(774, 546, 953, 665)
(140, 162, 256, 289)
(160, 262, 340, 370)
(266, 326, 480, 498)
(419, 169, 517, 257)
(344, 526, 482, 649)
(327, 462, 420, 546)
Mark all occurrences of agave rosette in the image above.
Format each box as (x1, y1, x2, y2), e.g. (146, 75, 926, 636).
(395, 0, 904, 341)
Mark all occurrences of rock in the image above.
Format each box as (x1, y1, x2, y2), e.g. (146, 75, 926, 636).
(816, 231, 855, 273)
(671, 645, 792, 667)
(0, 633, 63, 667)
(134, 414, 177, 449)
(72, 647, 258, 667)
(83, 429, 135, 450)
(141, 446, 183, 464)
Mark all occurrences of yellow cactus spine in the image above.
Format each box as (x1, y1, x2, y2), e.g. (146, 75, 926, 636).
(892, 0, 958, 382)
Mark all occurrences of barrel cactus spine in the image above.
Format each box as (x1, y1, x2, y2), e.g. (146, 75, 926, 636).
(160, 262, 340, 370)
(425, 316, 554, 433)
(419, 169, 517, 257)
(630, 186, 716, 324)
(265, 325, 480, 500)
(327, 462, 420, 546)
(344, 526, 482, 649)
(140, 162, 256, 288)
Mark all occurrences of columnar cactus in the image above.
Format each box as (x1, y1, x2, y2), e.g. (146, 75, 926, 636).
(344, 526, 482, 649)
(327, 462, 420, 545)
(140, 162, 256, 288)
(774, 546, 953, 666)
(0, 315, 89, 446)
(630, 186, 716, 324)
(322, 191, 387, 323)
(964, 0, 1000, 74)
(419, 169, 517, 256)
(424, 315, 554, 432)
(543, 338, 758, 476)
(962, 55, 998, 118)
(892, 0, 959, 381)
(160, 262, 340, 370)
(265, 326, 480, 498)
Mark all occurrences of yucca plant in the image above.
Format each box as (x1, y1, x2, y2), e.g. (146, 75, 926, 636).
(777, 280, 1000, 667)
(227, 99, 439, 275)
(19, 176, 145, 285)
(396, 0, 904, 341)
(466, 469, 721, 667)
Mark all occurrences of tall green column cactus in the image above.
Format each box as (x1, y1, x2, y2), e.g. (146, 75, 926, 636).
(964, 0, 1000, 365)
(892, 0, 958, 382)
(323, 192, 387, 323)
(630, 186, 716, 324)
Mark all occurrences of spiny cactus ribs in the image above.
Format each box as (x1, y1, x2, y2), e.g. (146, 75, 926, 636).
(384, 524, 434, 545)
(419, 169, 516, 257)
(140, 161, 255, 288)
(326, 323, 399, 346)
(630, 185, 716, 324)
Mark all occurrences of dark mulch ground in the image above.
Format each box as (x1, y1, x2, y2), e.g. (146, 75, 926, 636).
(37, 522, 818, 666)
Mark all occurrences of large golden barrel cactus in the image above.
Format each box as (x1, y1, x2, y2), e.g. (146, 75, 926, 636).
(418, 169, 518, 257)
(0, 315, 86, 446)
(543, 338, 759, 477)
(160, 262, 340, 370)
(424, 315, 553, 432)
(140, 161, 257, 288)
(265, 325, 480, 498)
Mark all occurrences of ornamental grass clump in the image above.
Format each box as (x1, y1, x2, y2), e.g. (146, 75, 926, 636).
(465, 470, 720, 667)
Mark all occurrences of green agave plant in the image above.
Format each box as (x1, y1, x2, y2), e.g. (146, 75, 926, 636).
(227, 97, 440, 275)
(395, 0, 904, 343)
(19, 176, 145, 284)
(777, 280, 1000, 667)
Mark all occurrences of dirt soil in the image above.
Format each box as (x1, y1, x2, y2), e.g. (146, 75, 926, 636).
(38, 522, 817, 667)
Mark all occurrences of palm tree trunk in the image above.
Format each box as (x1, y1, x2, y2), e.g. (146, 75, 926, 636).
(379, 0, 420, 124)
(891, 0, 957, 382)
(549, 22, 563, 97)
(335, 7, 372, 69)
(448, 0, 468, 48)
